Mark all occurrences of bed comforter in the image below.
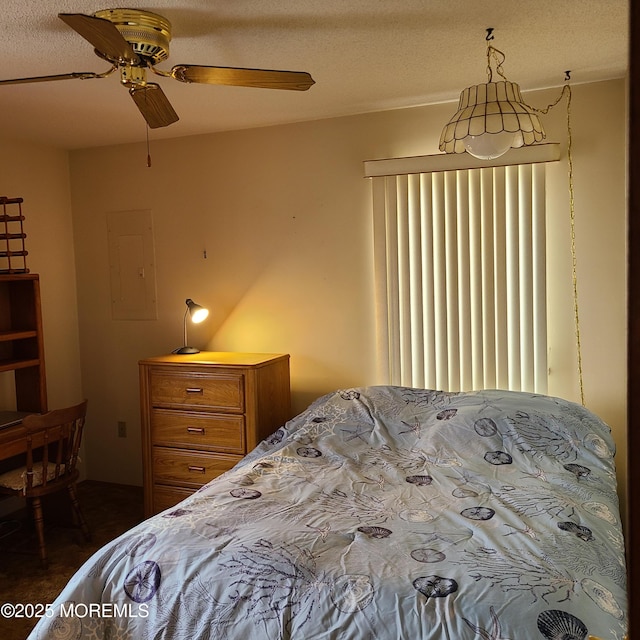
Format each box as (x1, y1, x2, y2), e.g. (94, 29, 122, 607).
(28, 386, 627, 639)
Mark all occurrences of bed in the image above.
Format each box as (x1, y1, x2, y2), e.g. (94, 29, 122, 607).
(28, 386, 627, 639)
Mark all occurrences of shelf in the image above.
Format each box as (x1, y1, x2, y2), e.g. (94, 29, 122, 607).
(0, 358, 41, 373)
(0, 273, 36, 279)
(0, 330, 38, 342)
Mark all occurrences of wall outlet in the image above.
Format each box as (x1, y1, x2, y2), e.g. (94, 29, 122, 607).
(117, 421, 127, 438)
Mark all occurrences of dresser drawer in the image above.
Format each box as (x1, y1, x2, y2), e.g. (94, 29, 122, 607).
(153, 448, 241, 488)
(151, 409, 245, 454)
(153, 485, 195, 514)
(150, 369, 244, 411)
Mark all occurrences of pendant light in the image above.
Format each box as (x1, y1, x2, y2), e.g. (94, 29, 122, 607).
(439, 29, 545, 159)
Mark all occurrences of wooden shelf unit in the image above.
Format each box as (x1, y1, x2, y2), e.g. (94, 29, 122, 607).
(0, 274, 47, 413)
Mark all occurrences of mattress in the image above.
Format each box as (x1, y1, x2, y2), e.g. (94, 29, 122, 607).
(28, 386, 627, 639)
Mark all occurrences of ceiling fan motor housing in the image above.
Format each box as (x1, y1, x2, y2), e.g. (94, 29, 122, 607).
(94, 8, 171, 64)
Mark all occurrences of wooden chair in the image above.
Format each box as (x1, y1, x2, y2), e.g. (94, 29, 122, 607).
(0, 400, 90, 568)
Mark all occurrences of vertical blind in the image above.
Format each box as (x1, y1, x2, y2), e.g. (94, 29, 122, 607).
(370, 163, 548, 393)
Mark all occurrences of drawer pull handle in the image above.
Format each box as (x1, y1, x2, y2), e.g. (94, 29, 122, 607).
(187, 427, 205, 435)
(186, 387, 204, 394)
(188, 465, 206, 474)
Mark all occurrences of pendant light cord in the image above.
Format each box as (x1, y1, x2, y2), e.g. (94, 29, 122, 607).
(530, 83, 585, 405)
(564, 86, 586, 406)
(486, 44, 507, 82)
(482, 30, 584, 405)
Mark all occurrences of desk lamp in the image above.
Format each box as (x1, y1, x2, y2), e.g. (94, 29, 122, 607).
(175, 298, 209, 354)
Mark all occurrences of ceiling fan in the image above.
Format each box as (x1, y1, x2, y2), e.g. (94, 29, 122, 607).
(0, 8, 315, 129)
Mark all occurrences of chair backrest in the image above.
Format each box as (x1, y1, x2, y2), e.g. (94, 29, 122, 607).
(21, 400, 88, 494)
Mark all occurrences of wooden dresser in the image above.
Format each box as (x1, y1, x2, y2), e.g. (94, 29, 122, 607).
(139, 352, 290, 517)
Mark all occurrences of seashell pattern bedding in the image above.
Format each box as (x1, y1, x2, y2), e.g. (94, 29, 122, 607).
(28, 386, 627, 639)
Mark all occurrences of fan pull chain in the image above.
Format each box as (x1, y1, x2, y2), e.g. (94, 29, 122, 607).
(146, 124, 152, 168)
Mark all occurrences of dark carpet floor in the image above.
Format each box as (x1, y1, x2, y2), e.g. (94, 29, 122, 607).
(0, 480, 144, 640)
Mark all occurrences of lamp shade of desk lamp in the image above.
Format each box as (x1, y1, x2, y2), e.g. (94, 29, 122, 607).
(175, 298, 209, 354)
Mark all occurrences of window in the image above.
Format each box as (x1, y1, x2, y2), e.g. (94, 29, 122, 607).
(365, 145, 560, 393)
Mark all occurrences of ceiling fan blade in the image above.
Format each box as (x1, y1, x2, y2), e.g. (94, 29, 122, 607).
(171, 65, 314, 91)
(129, 83, 179, 129)
(59, 13, 139, 64)
(0, 71, 105, 85)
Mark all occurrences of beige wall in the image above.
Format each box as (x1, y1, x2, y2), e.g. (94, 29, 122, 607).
(65, 79, 627, 510)
(0, 139, 83, 411)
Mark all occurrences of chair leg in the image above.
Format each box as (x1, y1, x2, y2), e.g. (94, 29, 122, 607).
(30, 497, 48, 570)
(67, 484, 91, 542)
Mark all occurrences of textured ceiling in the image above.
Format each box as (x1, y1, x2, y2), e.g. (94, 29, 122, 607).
(0, 1, 629, 150)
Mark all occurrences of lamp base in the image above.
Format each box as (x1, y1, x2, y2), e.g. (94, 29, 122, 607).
(175, 346, 200, 354)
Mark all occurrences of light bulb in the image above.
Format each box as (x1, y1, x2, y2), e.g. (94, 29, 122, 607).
(463, 131, 518, 160)
(191, 307, 209, 323)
